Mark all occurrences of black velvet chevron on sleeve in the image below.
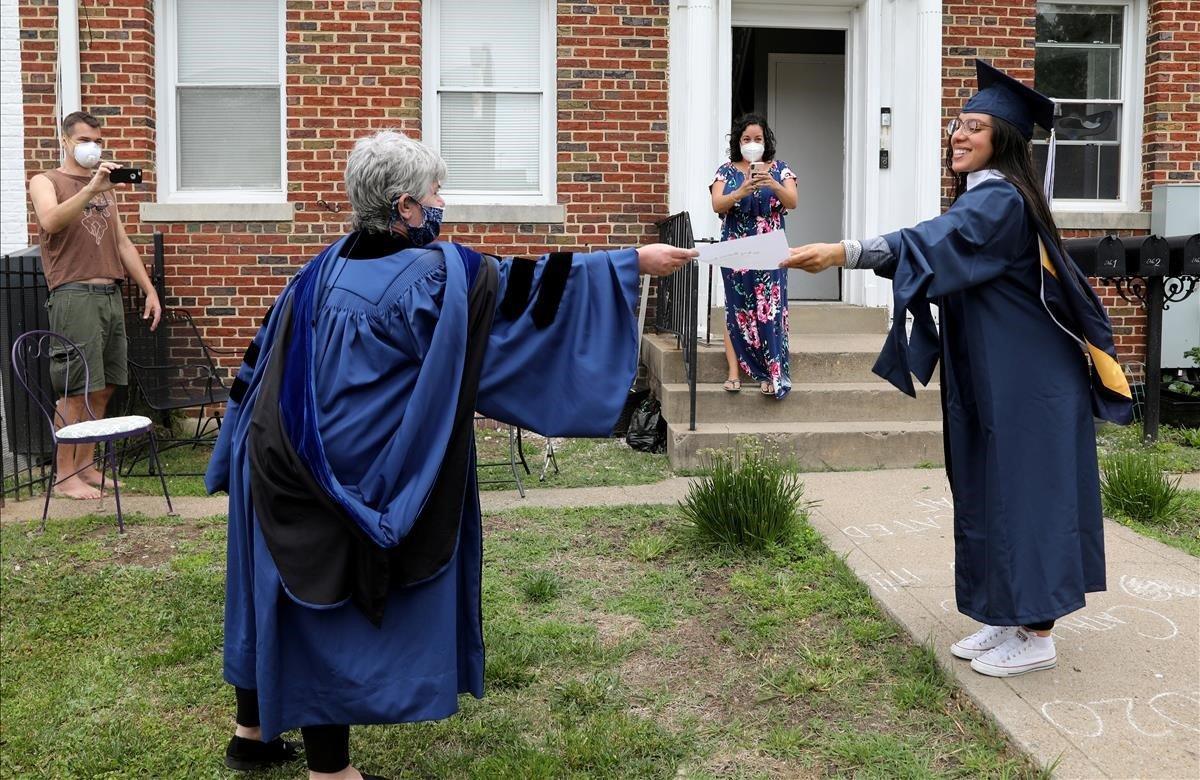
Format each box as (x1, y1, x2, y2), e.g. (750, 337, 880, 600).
(530, 252, 573, 329)
(499, 257, 536, 320)
(243, 340, 261, 370)
(230, 376, 250, 404)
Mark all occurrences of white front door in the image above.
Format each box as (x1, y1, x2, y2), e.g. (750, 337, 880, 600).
(768, 52, 845, 301)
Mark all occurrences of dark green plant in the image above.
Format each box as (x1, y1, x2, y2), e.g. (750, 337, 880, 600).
(679, 442, 811, 550)
(1100, 452, 1183, 524)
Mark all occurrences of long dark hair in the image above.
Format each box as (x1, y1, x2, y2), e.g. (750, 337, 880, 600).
(728, 113, 777, 163)
(945, 116, 1064, 255)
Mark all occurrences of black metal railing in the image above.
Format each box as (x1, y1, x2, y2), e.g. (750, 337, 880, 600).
(655, 212, 699, 431)
(1065, 232, 1199, 442)
(1, 247, 53, 503)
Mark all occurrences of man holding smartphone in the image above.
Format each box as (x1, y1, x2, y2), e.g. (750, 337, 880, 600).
(28, 110, 162, 500)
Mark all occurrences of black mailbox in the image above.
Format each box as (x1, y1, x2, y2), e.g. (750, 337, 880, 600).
(1168, 233, 1200, 276)
(1133, 235, 1171, 276)
(1064, 234, 1126, 276)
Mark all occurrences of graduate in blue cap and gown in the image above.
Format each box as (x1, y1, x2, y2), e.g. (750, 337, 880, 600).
(206, 130, 697, 779)
(782, 60, 1132, 678)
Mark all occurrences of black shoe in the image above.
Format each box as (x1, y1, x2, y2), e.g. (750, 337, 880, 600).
(360, 775, 391, 780)
(224, 735, 301, 771)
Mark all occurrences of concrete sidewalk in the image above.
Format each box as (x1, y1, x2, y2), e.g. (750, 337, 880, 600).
(4, 472, 1198, 778)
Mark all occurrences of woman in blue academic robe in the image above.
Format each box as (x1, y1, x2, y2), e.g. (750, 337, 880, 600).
(782, 61, 1132, 679)
(206, 130, 696, 779)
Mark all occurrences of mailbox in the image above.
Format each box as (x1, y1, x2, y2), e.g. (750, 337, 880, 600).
(1064, 234, 1126, 277)
(1167, 233, 1200, 277)
(1133, 235, 1171, 277)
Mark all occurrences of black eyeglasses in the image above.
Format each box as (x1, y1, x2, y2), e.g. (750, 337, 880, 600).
(946, 118, 992, 137)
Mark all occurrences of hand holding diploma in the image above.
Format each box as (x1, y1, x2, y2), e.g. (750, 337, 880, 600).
(780, 242, 846, 273)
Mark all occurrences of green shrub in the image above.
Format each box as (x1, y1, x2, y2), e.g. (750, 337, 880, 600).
(679, 442, 811, 550)
(1100, 452, 1183, 524)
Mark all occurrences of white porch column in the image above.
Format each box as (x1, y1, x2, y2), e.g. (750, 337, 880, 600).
(670, 0, 726, 333)
(914, 0, 943, 221)
(57, 0, 80, 118)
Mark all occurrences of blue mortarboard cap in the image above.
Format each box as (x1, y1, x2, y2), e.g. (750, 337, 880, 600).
(962, 59, 1055, 140)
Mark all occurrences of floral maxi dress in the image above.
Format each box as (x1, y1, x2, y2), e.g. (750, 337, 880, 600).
(714, 160, 795, 398)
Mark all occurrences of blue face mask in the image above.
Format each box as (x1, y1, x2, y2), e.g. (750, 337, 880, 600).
(392, 197, 444, 247)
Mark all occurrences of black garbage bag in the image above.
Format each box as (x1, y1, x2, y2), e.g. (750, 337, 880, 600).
(625, 395, 667, 453)
(612, 388, 651, 438)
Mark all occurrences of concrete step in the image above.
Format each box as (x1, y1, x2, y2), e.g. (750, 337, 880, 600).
(666, 421, 945, 471)
(657, 381, 943, 426)
(642, 332, 885, 386)
(708, 303, 889, 336)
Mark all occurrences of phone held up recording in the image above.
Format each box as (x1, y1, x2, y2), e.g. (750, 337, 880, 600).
(108, 167, 143, 185)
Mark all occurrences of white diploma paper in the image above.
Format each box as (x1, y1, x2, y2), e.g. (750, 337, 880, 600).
(696, 230, 790, 271)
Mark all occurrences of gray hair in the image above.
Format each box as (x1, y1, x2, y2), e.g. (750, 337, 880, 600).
(344, 130, 447, 233)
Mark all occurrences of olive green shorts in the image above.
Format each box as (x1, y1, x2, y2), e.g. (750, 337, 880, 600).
(46, 283, 128, 396)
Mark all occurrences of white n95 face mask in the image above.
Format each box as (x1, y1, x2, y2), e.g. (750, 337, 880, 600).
(73, 141, 102, 168)
(740, 142, 765, 163)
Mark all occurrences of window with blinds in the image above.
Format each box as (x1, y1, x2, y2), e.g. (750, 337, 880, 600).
(159, 0, 284, 198)
(426, 0, 554, 201)
(1033, 1, 1142, 205)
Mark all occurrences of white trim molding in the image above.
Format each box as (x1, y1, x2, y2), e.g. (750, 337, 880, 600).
(140, 202, 295, 222)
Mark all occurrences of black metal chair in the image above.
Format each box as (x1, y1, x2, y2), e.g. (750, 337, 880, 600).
(10, 330, 173, 531)
(122, 307, 233, 475)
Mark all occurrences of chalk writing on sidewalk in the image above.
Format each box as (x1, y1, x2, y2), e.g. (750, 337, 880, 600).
(860, 568, 923, 592)
(842, 518, 941, 539)
(1119, 575, 1200, 602)
(1052, 605, 1180, 641)
(1040, 691, 1200, 738)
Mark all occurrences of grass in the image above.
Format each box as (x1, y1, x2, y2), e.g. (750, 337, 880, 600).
(1096, 423, 1200, 557)
(473, 428, 672, 491)
(1096, 423, 1200, 474)
(1, 505, 1041, 778)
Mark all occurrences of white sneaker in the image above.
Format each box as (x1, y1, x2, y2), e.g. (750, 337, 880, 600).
(950, 624, 1018, 660)
(970, 629, 1057, 678)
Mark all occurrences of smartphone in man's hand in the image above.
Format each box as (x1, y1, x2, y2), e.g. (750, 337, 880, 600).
(109, 167, 142, 184)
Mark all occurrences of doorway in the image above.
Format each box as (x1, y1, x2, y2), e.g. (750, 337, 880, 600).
(732, 28, 846, 301)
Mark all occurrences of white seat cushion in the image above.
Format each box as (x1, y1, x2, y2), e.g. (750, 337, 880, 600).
(57, 415, 153, 441)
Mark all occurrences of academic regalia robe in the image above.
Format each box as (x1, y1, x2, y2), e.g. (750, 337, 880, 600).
(206, 234, 640, 741)
(871, 178, 1131, 626)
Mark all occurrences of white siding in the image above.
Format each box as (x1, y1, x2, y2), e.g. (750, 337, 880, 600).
(1, 0, 27, 254)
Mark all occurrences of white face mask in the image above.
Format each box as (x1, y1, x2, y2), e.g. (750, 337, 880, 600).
(72, 141, 102, 168)
(740, 142, 765, 163)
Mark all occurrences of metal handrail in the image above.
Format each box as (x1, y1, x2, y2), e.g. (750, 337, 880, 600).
(654, 213, 699, 431)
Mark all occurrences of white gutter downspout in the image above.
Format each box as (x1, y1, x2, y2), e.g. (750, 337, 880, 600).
(57, 0, 80, 117)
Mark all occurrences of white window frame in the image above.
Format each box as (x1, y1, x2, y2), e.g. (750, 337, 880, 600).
(421, 0, 557, 206)
(1035, 0, 1146, 214)
(153, 0, 288, 205)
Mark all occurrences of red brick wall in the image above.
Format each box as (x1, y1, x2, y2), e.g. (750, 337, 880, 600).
(19, 0, 669, 371)
(1143, 0, 1200, 202)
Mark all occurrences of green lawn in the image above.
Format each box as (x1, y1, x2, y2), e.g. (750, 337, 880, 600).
(1096, 423, 1200, 557)
(1, 505, 1042, 779)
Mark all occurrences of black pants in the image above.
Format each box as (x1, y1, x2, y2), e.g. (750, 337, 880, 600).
(236, 687, 350, 773)
(1025, 620, 1055, 631)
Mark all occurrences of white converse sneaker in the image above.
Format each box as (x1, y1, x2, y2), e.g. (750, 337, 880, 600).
(950, 624, 1018, 660)
(970, 628, 1057, 678)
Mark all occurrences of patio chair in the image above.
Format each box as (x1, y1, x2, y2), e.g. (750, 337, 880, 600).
(10, 330, 174, 532)
(122, 307, 233, 475)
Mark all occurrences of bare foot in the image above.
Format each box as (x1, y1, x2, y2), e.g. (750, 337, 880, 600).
(53, 475, 102, 500)
(81, 467, 121, 490)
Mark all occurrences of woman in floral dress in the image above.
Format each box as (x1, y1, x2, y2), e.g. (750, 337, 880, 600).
(710, 114, 798, 398)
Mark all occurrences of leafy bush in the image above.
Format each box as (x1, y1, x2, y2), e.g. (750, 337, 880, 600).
(1100, 452, 1183, 525)
(680, 442, 812, 550)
